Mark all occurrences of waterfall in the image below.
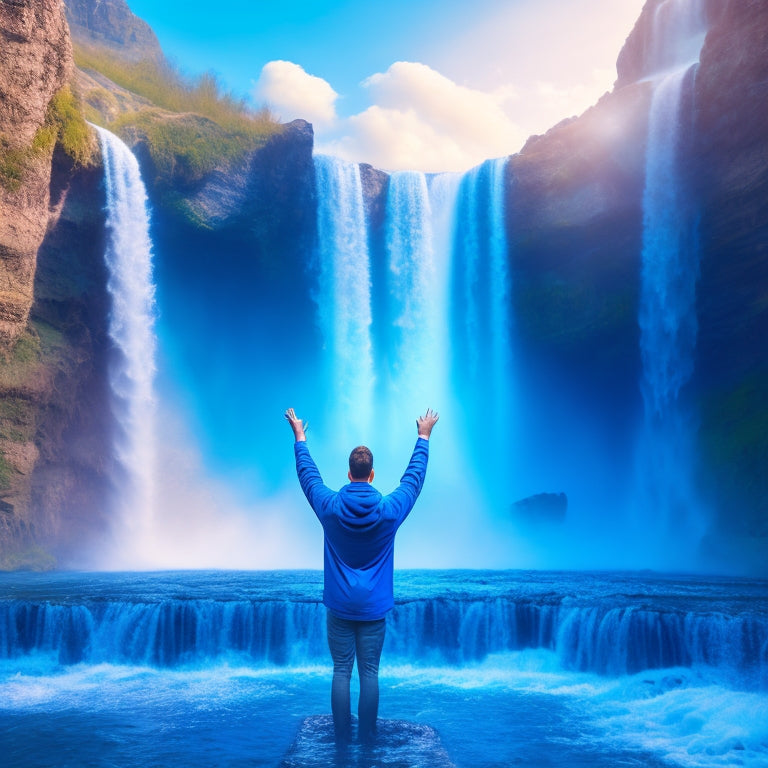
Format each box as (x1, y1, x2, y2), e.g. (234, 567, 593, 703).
(452, 157, 511, 412)
(640, 69, 699, 417)
(94, 125, 157, 560)
(646, 0, 708, 78)
(636, 0, 707, 552)
(310, 157, 514, 523)
(313, 155, 373, 442)
(384, 171, 440, 413)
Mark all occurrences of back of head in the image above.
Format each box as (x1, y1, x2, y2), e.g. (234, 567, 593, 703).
(349, 445, 373, 480)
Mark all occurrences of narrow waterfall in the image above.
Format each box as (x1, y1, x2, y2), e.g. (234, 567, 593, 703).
(637, 0, 707, 551)
(452, 157, 511, 414)
(646, 0, 707, 77)
(313, 155, 373, 442)
(94, 125, 157, 560)
(640, 70, 699, 416)
(384, 171, 440, 414)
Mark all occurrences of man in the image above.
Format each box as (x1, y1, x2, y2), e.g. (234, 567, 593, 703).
(285, 407, 439, 744)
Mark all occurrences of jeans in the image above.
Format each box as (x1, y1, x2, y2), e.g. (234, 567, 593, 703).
(326, 610, 386, 743)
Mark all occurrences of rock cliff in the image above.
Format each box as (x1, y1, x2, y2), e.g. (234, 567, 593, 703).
(0, 0, 110, 568)
(0, 0, 73, 350)
(64, 0, 162, 62)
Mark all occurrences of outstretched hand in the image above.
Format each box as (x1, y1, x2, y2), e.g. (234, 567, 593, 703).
(416, 408, 439, 439)
(285, 408, 308, 442)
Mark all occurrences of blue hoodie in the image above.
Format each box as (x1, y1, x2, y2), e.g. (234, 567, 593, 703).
(294, 438, 429, 620)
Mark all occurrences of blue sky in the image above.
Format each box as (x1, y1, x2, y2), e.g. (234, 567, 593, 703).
(126, 0, 646, 170)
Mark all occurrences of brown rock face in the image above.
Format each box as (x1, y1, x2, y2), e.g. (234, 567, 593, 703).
(0, 0, 110, 567)
(63, 0, 162, 62)
(0, 0, 73, 350)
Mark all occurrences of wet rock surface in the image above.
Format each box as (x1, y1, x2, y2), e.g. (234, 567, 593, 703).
(281, 715, 455, 768)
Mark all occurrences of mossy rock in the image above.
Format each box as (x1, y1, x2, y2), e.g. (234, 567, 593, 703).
(0, 85, 96, 191)
(0, 546, 57, 572)
(0, 397, 36, 444)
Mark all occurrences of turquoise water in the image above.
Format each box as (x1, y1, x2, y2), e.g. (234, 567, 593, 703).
(1, 570, 766, 767)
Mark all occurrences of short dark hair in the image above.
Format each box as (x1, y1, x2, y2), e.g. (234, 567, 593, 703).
(349, 445, 373, 480)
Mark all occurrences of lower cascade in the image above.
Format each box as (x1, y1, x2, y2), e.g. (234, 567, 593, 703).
(2, 575, 764, 691)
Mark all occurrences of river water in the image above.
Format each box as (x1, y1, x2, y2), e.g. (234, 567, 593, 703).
(1, 570, 766, 767)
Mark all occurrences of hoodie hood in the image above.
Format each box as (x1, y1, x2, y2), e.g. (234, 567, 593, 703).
(336, 482, 384, 529)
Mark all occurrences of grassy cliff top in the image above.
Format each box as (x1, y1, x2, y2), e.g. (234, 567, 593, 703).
(73, 42, 282, 193)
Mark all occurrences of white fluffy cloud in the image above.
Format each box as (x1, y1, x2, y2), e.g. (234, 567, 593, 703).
(253, 60, 338, 128)
(335, 62, 525, 172)
(316, 61, 527, 172)
(252, 59, 588, 172)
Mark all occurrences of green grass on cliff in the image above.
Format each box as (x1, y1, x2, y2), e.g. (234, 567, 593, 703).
(0, 86, 94, 191)
(110, 108, 257, 187)
(74, 43, 278, 140)
(43, 86, 94, 166)
(74, 43, 282, 206)
(0, 454, 16, 492)
(0, 137, 27, 191)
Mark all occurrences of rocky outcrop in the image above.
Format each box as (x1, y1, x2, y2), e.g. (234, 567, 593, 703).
(28, 146, 112, 566)
(691, 0, 768, 559)
(184, 118, 316, 234)
(359, 163, 389, 232)
(506, 83, 650, 391)
(64, 0, 162, 62)
(0, 0, 73, 351)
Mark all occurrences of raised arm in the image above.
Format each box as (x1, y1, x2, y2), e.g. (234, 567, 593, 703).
(386, 408, 439, 524)
(285, 408, 333, 515)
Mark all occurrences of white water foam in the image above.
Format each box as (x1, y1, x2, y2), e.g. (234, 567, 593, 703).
(2, 653, 766, 767)
(313, 155, 373, 443)
(93, 125, 157, 566)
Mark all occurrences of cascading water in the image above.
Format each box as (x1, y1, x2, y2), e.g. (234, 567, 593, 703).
(384, 171, 440, 417)
(2, 570, 766, 768)
(451, 158, 512, 451)
(94, 125, 157, 565)
(2, 571, 765, 688)
(646, 0, 707, 78)
(636, 0, 708, 557)
(308, 157, 517, 562)
(309, 156, 516, 560)
(313, 155, 373, 443)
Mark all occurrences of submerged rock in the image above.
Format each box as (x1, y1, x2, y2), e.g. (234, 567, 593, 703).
(512, 492, 568, 524)
(280, 715, 455, 768)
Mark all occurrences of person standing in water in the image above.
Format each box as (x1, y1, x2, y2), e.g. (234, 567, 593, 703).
(285, 407, 439, 744)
